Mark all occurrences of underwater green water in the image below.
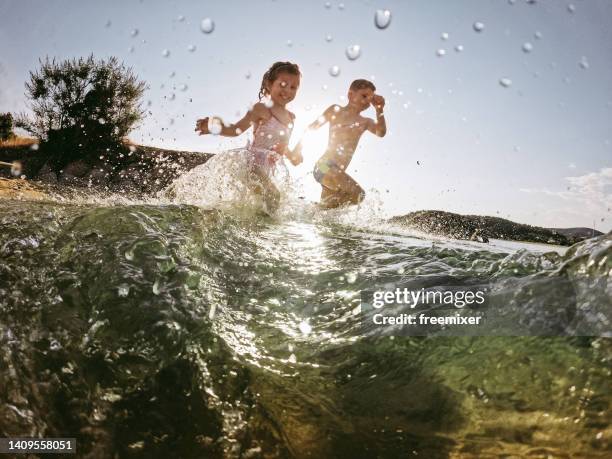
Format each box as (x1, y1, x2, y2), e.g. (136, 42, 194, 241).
(0, 200, 610, 458)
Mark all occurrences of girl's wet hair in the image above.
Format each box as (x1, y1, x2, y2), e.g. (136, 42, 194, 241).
(259, 62, 301, 100)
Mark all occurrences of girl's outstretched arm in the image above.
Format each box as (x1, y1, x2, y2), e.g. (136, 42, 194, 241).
(195, 103, 268, 137)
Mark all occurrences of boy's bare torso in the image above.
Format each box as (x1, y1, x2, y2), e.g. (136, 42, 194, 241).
(320, 107, 370, 170)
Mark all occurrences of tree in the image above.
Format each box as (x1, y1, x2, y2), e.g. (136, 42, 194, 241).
(0, 113, 14, 141)
(17, 55, 147, 168)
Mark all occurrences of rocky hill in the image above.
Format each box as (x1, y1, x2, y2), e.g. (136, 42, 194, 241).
(389, 210, 600, 246)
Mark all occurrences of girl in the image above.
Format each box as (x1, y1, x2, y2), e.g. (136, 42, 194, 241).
(194, 61, 303, 214)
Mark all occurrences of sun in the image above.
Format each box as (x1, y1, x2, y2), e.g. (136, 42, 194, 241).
(289, 108, 329, 164)
(283, 107, 331, 203)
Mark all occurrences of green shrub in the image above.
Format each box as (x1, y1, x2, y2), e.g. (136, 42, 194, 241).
(16, 55, 147, 169)
(0, 113, 14, 141)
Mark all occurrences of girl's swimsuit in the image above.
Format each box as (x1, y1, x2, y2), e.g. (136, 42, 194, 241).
(248, 114, 292, 176)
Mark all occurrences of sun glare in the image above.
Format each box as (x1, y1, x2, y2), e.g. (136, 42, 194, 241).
(289, 108, 329, 164)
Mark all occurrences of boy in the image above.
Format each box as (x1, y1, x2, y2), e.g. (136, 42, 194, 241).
(307, 79, 386, 208)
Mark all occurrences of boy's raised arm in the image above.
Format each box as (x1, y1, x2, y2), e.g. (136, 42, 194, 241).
(367, 95, 386, 137)
(308, 105, 335, 130)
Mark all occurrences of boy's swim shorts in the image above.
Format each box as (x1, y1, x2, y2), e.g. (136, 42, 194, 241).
(313, 159, 342, 185)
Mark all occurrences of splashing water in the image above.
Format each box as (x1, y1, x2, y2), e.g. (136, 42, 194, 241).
(0, 186, 610, 457)
(1, 135, 610, 458)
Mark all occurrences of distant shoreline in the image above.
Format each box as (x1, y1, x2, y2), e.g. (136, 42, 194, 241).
(389, 210, 603, 246)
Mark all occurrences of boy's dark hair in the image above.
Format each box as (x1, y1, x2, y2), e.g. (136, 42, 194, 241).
(350, 79, 376, 92)
(259, 61, 301, 100)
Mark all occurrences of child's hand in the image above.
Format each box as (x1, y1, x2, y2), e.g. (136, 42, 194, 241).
(273, 144, 303, 166)
(290, 149, 304, 166)
(292, 143, 304, 165)
(372, 94, 385, 111)
(195, 117, 209, 135)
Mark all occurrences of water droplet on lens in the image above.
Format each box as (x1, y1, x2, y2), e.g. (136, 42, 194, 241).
(441, 32, 449, 40)
(325, 34, 333, 42)
(329, 65, 340, 77)
(179, 84, 188, 91)
(345, 44, 361, 60)
(162, 49, 170, 57)
(131, 28, 139, 37)
(473, 21, 485, 33)
(579, 57, 589, 69)
(338, 3, 345, 10)
(245, 71, 251, 79)
(534, 31, 542, 40)
(177, 15, 185, 22)
(324, 1, 331, 9)
(105, 20, 112, 28)
(286, 39, 293, 47)
(522, 42, 533, 53)
(499, 77, 512, 88)
(187, 44, 196, 52)
(567, 4, 575, 13)
(455, 44, 464, 52)
(436, 49, 446, 57)
(208, 117, 223, 134)
(200, 18, 215, 33)
(374, 9, 392, 29)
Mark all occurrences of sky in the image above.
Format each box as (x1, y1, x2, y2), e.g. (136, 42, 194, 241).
(1, 0, 611, 231)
